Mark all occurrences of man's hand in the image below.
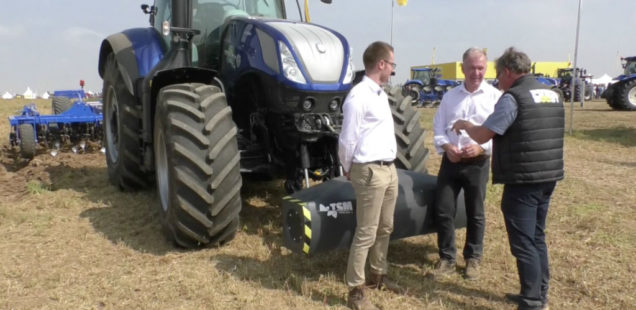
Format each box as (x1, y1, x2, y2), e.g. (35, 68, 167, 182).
(442, 144, 462, 163)
(461, 144, 483, 158)
(452, 119, 474, 134)
(344, 171, 350, 180)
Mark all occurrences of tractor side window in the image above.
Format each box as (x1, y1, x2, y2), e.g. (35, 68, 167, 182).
(625, 61, 636, 75)
(247, 0, 284, 18)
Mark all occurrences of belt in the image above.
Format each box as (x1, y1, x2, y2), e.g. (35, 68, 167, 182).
(370, 160, 394, 166)
(459, 154, 489, 164)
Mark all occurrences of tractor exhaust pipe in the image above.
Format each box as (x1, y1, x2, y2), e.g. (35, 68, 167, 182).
(282, 169, 467, 255)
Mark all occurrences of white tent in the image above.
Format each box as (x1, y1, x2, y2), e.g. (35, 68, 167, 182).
(2, 91, 13, 99)
(23, 87, 37, 99)
(591, 74, 613, 87)
(41, 92, 50, 99)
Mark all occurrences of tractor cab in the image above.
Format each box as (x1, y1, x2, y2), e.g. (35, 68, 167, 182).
(621, 57, 636, 75)
(148, 0, 286, 69)
(411, 68, 439, 87)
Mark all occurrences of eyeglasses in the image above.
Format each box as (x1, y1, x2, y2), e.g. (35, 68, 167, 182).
(383, 59, 397, 69)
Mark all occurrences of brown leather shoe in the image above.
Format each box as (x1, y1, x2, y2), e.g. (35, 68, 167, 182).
(464, 258, 481, 280)
(347, 286, 379, 310)
(429, 259, 456, 279)
(366, 273, 407, 295)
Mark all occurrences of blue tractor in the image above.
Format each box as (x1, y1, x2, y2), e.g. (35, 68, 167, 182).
(557, 68, 593, 102)
(97, 0, 428, 248)
(402, 67, 459, 107)
(603, 56, 636, 110)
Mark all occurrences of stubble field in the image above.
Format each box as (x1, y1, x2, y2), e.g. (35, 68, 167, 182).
(0, 98, 634, 309)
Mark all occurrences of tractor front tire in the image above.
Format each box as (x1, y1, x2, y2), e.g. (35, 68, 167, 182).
(154, 83, 242, 248)
(614, 79, 636, 111)
(18, 124, 36, 159)
(387, 86, 429, 173)
(102, 54, 152, 190)
(52, 96, 73, 114)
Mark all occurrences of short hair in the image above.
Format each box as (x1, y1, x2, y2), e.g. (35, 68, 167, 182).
(363, 41, 394, 70)
(495, 47, 532, 75)
(462, 47, 487, 62)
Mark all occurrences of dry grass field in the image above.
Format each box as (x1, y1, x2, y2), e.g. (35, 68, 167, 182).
(0, 98, 634, 309)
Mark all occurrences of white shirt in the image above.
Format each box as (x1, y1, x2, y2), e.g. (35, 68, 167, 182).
(338, 76, 397, 173)
(433, 81, 501, 155)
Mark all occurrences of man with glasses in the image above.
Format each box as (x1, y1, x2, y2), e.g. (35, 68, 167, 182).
(431, 47, 501, 280)
(338, 41, 404, 310)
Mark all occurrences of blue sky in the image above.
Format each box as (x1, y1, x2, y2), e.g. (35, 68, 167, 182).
(1, 0, 635, 94)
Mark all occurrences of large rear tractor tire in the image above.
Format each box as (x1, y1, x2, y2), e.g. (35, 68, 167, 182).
(102, 53, 152, 190)
(154, 83, 242, 248)
(18, 124, 36, 159)
(614, 79, 636, 111)
(387, 86, 429, 173)
(52, 96, 73, 114)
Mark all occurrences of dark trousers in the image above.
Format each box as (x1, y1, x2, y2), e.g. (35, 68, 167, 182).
(434, 155, 489, 262)
(501, 181, 556, 310)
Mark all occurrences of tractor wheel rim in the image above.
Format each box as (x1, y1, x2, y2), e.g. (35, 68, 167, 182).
(105, 86, 119, 163)
(628, 85, 636, 104)
(155, 125, 169, 212)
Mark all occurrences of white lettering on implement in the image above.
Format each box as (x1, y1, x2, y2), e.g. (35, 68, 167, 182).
(319, 201, 354, 218)
(529, 89, 560, 104)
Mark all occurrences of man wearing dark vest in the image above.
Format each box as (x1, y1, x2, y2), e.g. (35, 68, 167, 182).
(452, 47, 564, 310)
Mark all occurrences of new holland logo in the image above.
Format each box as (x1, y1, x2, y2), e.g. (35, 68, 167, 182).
(318, 201, 354, 218)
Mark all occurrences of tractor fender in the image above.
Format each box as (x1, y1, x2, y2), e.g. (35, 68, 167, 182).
(404, 80, 425, 87)
(98, 28, 165, 96)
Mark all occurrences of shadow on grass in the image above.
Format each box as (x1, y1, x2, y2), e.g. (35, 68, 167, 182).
(213, 246, 503, 309)
(572, 126, 636, 147)
(44, 163, 180, 255)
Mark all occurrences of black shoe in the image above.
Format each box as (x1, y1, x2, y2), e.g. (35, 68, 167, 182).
(505, 293, 549, 310)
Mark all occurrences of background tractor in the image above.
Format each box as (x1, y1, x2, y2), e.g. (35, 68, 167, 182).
(557, 67, 593, 102)
(603, 56, 636, 111)
(97, 0, 428, 248)
(402, 67, 459, 107)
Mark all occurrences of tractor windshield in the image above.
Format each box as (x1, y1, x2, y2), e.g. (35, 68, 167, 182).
(192, 0, 284, 68)
(412, 70, 433, 85)
(624, 59, 636, 75)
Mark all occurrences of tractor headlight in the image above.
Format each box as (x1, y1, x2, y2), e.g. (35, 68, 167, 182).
(423, 86, 433, 93)
(301, 98, 314, 111)
(434, 85, 443, 92)
(328, 98, 339, 111)
(279, 41, 307, 84)
(343, 49, 355, 84)
(162, 21, 170, 36)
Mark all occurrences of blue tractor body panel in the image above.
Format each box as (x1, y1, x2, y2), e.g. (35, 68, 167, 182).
(122, 28, 165, 78)
(219, 18, 352, 93)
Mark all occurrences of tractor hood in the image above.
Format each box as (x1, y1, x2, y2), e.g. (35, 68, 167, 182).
(266, 21, 347, 84)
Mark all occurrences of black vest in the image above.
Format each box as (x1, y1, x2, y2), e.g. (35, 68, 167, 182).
(492, 75, 565, 184)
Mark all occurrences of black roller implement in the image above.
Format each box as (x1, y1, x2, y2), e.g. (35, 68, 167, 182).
(282, 169, 467, 255)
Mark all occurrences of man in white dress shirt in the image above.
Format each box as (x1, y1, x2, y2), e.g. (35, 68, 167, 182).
(431, 47, 501, 280)
(338, 41, 403, 310)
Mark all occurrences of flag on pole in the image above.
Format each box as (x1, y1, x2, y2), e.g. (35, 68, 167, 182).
(397, 0, 408, 6)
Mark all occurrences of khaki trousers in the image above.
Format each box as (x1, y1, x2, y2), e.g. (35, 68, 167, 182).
(345, 162, 399, 288)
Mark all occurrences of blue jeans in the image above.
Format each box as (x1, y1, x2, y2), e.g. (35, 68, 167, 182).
(501, 182, 556, 310)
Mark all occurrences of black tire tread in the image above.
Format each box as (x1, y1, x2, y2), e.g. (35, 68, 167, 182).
(387, 86, 429, 173)
(52, 96, 73, 114)
(156, 83, 241, 248)
(18, 124, 36, 159)
(102, 53, 152, 190)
